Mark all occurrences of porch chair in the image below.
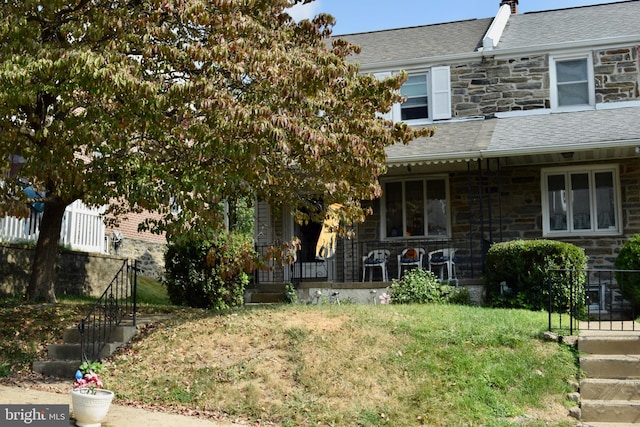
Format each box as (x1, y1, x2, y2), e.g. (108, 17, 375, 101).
(362, 249, 390, 282)
(397, 247, 425, 278)
(428, 248, 457, 283)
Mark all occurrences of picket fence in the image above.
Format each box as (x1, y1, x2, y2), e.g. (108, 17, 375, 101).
(0, 200, 107, 254)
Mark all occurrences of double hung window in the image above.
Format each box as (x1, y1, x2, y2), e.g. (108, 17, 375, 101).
(383, 177, 449, 238)
(374, 66, 451, 123)
(542, 166, 620, 235)
(550, 54, 595, 111)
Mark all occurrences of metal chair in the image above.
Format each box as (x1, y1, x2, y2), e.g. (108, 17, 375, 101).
(397, 247, 425, 278)
(362, 249, 390, 282)
(428, 248, 457, 282)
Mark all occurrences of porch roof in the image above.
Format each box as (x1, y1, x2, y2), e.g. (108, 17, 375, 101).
(385, 105, 640, 167)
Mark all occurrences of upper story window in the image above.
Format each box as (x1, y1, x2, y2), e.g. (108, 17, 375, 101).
(549, 53, 595, 111)
(382, 177, 449, 239)
(541, 165, 621, 236)
(375, 66, 451, 124)
(401, 74, 429, 120)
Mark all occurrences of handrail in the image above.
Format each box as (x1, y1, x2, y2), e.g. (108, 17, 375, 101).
(78, 259, 138, 361)
(547, 268, 639, 334)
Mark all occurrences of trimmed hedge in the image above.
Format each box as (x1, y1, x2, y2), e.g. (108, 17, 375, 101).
(485, 239, 588, 311)
(614, 234, 640, 312)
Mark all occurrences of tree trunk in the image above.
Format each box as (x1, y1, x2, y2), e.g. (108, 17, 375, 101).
(26, 199, 68, 303)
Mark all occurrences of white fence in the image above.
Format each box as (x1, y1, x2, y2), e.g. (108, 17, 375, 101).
(0, 200, 107, 254)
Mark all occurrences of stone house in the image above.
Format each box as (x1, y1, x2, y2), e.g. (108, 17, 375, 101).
(253, 0, 640, 298)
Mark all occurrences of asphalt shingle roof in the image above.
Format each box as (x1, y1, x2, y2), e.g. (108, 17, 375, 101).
(386, 106, 640, 163)
(337, 18, 492, 66)
(488, 106, 640, 154)
(498, 0, 640, 51)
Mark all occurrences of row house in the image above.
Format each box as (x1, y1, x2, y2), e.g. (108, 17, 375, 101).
(253, 0, 640, 298)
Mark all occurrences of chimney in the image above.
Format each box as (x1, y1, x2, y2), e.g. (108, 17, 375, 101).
(500, 0, 518, 14)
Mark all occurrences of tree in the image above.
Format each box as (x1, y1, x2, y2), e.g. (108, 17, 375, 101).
(0, 0, 432, 303)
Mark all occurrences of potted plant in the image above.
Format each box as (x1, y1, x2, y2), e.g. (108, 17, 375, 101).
(70, 360, 114, 427)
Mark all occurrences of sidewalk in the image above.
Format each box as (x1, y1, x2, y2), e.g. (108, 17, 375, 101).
(0, 385, 245, 427)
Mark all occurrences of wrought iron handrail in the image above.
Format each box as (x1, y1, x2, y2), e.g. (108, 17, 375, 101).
(78, 260, 138, 361)
(547, 268, 639, 335)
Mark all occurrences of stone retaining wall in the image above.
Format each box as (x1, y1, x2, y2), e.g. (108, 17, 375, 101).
(0, 243, 128, 297)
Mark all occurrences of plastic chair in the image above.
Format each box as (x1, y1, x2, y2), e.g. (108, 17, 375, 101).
(397, 247, 425, 278)
(428, 248, 457, 282)
(362, 249, 390, 282)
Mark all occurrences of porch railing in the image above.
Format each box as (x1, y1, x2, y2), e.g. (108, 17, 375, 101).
(78, 260, 138, 361)
(547, 268, 639, 335)
(252, 238, 467, 285)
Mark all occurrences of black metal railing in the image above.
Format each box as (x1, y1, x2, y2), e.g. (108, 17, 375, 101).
(78, 260, 138, 361)
(547, 268, 639, 334)
(252, 238, 468, 285)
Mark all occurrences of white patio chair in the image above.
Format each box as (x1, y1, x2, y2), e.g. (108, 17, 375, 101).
(428, 248, 457, 282)
(397, 247, 425, 278)
(362, 249, 390, 282)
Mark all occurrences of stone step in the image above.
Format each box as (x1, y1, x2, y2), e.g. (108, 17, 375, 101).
(581, 400, 640, 424)
(581, 378, 640, 401)
(579, 336, 640, 355)
(581, 355, 640, 379)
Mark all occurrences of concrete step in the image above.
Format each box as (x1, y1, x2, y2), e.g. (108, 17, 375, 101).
(32, 360, 80, 379)
(583, 423, 640, 426)
(579, 336, 640, 355)
(581, 355, 640, 379)
(63, 325, 137, 344)
(47, 343, 82, 360)
(248, 292, 287, 304)
(581, 400, 640, 423)
(581, 378, 640, 401)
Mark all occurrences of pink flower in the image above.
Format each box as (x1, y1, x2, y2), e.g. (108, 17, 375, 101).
(379, 293, 391, 304)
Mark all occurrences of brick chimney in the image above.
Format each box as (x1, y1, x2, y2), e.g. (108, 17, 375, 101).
(500, 0, 518, 14)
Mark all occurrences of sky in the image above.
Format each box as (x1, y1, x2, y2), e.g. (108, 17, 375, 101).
(287, 0, 628, 35)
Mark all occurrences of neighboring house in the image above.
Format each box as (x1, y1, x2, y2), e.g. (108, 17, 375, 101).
(254, 0, 640, 291)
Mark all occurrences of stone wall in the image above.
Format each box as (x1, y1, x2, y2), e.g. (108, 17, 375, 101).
(449, 45, 640, 118)
(594, 47, 640, 103)
(0, 243, 128, 297)
(112, 238, 166, 279)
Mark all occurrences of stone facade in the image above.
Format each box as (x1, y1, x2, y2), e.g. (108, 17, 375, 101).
(112, 238, 166, 279)
(449, 45, 640, 117)
(595, 47, 640, 103)
(0, 243, 128, 297)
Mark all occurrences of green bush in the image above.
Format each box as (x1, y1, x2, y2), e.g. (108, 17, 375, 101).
(615, 234, 640, 312)
(164, 234, 257, 310)
(390, 269, 454, 304)
(484, 239, 587, 311)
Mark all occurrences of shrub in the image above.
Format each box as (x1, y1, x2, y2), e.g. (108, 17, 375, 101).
(164, 234, 257, 310)
(484, 239, 587, 311)
(615, 234, 640, 312)
(390, 269, 454, 304)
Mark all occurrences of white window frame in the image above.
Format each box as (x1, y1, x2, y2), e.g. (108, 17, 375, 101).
(380, 175, 451, 239)
(374, 66, 451, 124)
(549, 53, 595, 112)
(541, 164, 622, 237)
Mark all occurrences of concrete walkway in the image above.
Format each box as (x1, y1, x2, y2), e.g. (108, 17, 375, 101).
(0, 385, 245, 426)
(578, 320, 640, 336)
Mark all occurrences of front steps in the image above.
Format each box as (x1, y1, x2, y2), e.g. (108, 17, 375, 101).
(33, 320, 137, 378)
(580, 334, 640, 425)
(245, 284, 288, 304)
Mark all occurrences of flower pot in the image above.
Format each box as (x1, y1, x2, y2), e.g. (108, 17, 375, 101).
(70, 388, 114, 427)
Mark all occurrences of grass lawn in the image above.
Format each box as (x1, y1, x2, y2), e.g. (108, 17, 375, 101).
(0, 281, 579, 426)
